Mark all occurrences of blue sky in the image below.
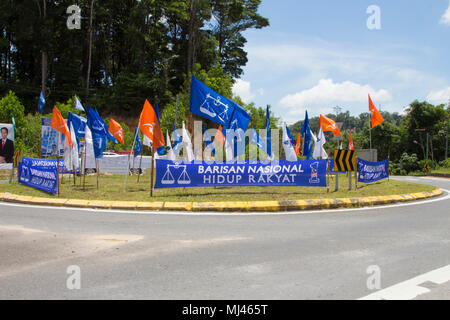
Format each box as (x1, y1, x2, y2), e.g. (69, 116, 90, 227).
(232, 0, 450, 124)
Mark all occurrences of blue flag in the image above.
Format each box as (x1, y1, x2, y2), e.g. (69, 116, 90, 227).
(249, 127, 267, 152)
(172, 123, 182, 155)
(94, 107, 118, 145)
(204, 125, 216, 157)
(68, 112, 86, 139)
(301, 111, 313, 159)
(38, 91, 45, 114)
(190, 76, 238, 127)
(134, 128, 143, 158)
(266, 106, 272, 158)
(87, 107, 107, 159)
(286, 125, 295, 147)
(154, 103, 165, 156)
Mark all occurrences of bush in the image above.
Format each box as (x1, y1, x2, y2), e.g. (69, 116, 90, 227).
(399, 153, 421, 173)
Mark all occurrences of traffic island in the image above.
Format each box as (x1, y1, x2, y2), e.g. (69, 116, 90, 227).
(0, 188, 443, 213)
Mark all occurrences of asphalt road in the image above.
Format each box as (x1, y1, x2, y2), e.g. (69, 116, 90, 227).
(0, 176, 448, 300)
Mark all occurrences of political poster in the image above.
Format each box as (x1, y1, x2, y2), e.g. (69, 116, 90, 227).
(41, 118, 66, 157)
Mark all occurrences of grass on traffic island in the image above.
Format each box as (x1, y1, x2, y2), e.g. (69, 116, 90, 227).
(0, 171, 437, 203)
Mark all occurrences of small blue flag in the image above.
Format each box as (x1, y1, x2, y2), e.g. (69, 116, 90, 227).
(172, 123, 182, 155)
(38, 91, 45, 114)
(87, 107, 107, 159)
(301, 111, 313, 159)
(154, 103, 165, 156)
(204, 125, 216, 157)
(134, 128, 143, 158)
(266, 106, 272, 158)
(249, 127, 267, 152)
(93, 107, 118, 145)
(68, 112, 87, 145)
(286, 125, 295, 147)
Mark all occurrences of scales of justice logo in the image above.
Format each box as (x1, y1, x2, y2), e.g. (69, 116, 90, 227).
(161, 163, 191, 185)
(200, 93, 230, 124)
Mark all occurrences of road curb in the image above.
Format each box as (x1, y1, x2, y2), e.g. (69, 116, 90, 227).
(0, 188, 444, 213)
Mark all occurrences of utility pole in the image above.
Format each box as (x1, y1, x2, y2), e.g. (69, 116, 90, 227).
(85, 0, 95, 102)
(446, 100, 449, 160)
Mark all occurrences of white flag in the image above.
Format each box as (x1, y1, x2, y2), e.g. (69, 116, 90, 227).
(313, 125, 328, 159)
(75, 96, 85, 112)
(84, 126, 96, 170)
(166, 130, 176, 161)
(70, 123, 80, 170)
(283, 123, 297, 161)
(182, 122, 195, 162)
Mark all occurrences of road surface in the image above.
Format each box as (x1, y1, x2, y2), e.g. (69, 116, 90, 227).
(0, 176, 448, 300)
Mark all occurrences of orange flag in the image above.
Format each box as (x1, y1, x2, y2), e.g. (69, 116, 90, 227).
(138, 100, 165, 149)
(320, 115, 341, 136)
(108, 119, 124, 144)
(295, 133, 301, 155)
(349, 131, 354, 150)
(51, 106, 71, 146)
(368, 94, 384, 128)
(215, 125, 225, 147)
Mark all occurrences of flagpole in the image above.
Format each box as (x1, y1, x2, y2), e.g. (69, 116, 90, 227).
(57, 134, 60, 196)
(123, 123, 140, 192)
(137, 152, 143, 183)
(83, 139, 87, 190)
(369, 112, 372, 151)
(150, 146, 154, 197)
(96, 158, 99, 190)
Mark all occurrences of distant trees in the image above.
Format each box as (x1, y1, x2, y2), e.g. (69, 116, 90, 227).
(0, 0, 268, 117)
(289, 101, 450, 162)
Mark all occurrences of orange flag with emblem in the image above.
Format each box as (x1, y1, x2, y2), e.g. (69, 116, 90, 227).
(368, 94, 384, 128)
(320, 115, 341, 136)
(108, 119, 124, 144)
(51, 106, 71, 146)
(138, 100, 165, 150)
(349, 131, 354, 150)
(295, 133, 301, 155)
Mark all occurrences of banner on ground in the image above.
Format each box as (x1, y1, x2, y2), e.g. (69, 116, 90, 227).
(19, 160, 58, 194)
(41, 118, 66, 157)
(357, 158, 389, 183)
(155, 160, 328, 189)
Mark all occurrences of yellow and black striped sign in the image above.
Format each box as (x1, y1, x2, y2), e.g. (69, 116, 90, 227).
(334, 150, 356, 172)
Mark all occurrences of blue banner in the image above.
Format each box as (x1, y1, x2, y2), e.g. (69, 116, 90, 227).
(21, 158, 76, 174)
(19, 160, 58, 194)
(358, 158, 389, 183)
(155, 160, 328, 189)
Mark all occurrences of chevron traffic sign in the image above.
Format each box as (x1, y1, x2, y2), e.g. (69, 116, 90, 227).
(334, 150, 356, 172)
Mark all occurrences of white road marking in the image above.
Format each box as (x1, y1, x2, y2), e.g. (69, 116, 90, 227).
(0, 189, 448, 217)
(359, 265, 450, 300)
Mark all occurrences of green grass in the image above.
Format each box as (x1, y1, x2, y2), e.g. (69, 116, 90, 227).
(0, 171, 436, 202)
(431, 167, 450, 174)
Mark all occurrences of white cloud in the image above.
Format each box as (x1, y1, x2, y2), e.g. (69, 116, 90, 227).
(427, 87, 450, 104)
(232, 79, 263, 103)
(279, 79, 392, 113)
(440, 2, 450, 25)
